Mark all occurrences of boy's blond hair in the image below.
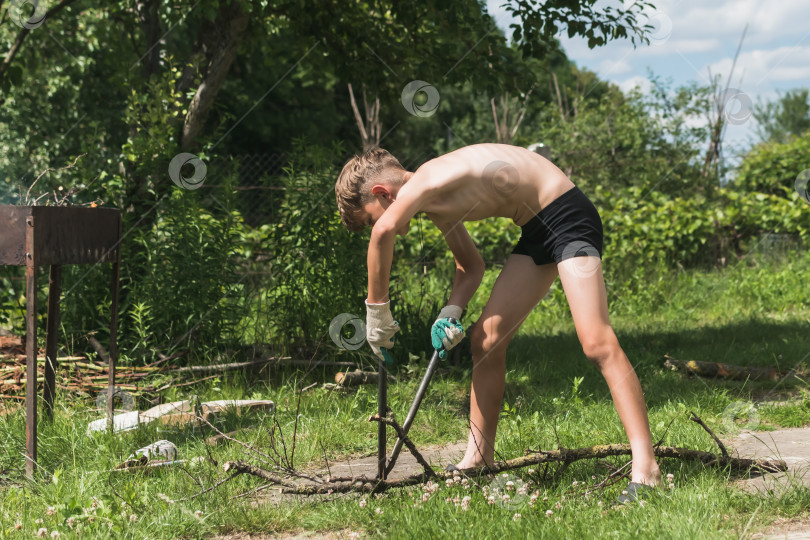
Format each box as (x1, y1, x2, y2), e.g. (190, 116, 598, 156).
(335, 147, 405, 232)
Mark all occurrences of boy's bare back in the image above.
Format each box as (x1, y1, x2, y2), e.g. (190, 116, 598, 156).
(402, 143, 575, 229)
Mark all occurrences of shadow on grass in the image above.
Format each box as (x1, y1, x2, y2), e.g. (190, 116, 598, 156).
(496, 316, 809, 411)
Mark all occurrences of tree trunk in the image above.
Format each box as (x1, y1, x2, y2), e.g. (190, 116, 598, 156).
(348, 83, 381, 151)
(181, 2, 250, 151)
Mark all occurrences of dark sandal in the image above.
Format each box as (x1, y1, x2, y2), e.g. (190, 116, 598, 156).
(444, 464, 461, 473)
(616, 482, 653, 504)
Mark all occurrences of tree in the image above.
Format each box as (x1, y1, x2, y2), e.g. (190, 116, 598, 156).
(753, 89, 810, 144)
(734, 132, 810, 197)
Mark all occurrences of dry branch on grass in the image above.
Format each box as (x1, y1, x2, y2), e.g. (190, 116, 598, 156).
(218, 413, 787, 496)
(335, 370, 395, 387)
(663, 354, 789, 382)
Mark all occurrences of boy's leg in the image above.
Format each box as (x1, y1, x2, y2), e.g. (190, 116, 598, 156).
(456, 254, 559, 469)
(556, 256, 661, 486)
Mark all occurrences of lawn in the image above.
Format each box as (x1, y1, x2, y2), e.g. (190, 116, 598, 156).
(1, 250, 808, 539)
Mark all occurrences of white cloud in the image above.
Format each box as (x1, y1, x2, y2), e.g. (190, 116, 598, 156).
(617, 75, 653, 94)
(668, 39, 721, 55)
(597, 57, 632, 76)
(708, 45, 810, 87)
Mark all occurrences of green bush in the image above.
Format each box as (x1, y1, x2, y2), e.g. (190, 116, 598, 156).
(734, 132, 810, 196)
(246, 140, 369, 353)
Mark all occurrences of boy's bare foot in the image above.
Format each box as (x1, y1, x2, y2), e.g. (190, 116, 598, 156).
(631, 462, 662, 487)
(453, 459, 487, 471)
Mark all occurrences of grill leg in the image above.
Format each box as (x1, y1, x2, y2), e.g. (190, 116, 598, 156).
(24, 216, 37, 479)
(43, 265, 62, 421)
(107, 222, 121, 428)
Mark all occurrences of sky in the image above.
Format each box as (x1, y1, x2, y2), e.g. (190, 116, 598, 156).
(486, 0, 810, 156)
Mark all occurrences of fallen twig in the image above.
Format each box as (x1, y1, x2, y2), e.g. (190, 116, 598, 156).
(690, 411, 729, 458)
(166, 356, 354, 374)
(664, 355, 787, 382)
(368, 414, 437, 478)
(223, 442, 787, 496)
(336, 370, 396, 386)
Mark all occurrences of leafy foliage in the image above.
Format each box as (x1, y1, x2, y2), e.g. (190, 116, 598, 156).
(734, 132, 810, 197)
(753, 89, 810, 144)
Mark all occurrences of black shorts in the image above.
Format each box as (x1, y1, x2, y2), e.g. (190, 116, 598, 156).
(512, 186, 604, 266)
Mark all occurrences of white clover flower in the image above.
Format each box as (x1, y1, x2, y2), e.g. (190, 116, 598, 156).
(35, 519, 43, 525)
(554, 501, 562, 510)
(666, 473, 674, 481)
(375, 508, 382, 515)
(50, 531, 60, 539)
(513, 513, 521, 521)
(668, 483, 675, 489)
(66, 517, 75, 528)
(545, 510, 553, 517)
(572, 480, 578, 486)
(528, 469, 535, 474)
(37, 529, 48, 538)
(359, 499, 367, 508)
(46, 507, 55, 516)
(129, 514, 136, 523)
(194, 510, 203, 518)
(487, 496, 495, 505)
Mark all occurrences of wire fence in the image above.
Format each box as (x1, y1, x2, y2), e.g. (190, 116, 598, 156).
(202, 151, 438, 226)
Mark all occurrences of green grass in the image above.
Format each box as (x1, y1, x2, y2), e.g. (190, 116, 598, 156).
(1, 251, 809, 538)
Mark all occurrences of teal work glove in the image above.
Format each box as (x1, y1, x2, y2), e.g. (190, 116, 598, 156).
(366, 300, 400, 360)
(431, 305, 465, 359)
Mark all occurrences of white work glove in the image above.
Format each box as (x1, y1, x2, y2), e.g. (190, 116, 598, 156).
(431, 305, 465, 359)
(365, 300, 400, 359)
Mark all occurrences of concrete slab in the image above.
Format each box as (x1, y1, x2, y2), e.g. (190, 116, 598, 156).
(728, 428, 810, 497)
(728, 428, 810, 539)
(313, 441, 467, 481)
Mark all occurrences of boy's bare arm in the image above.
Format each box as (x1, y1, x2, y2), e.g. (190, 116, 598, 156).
(366, 179, 436, 303)
(434, 219, 485, 310)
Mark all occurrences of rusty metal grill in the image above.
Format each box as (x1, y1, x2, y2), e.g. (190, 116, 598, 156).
(0, 205, 122, 478)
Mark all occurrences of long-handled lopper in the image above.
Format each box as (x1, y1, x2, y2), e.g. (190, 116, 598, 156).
(377, 318, 457, 479)
(383, 348, 441, 476)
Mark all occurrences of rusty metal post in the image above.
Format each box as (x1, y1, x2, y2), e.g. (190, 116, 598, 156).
(43, 264, 62, 420)
(106, 219, 121, 428)
(24, 216, 37, 478)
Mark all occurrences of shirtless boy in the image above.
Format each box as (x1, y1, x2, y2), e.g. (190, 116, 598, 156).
(335, 143, 662, 495)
